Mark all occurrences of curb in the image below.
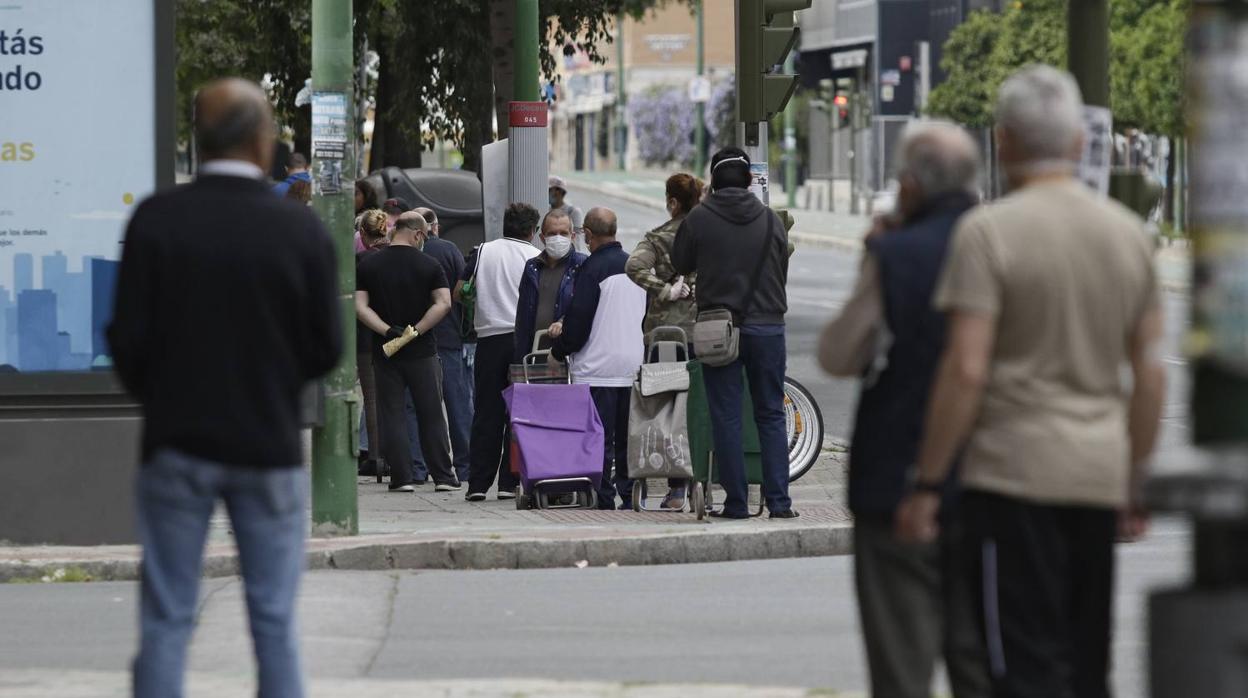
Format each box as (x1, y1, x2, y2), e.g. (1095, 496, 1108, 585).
(0, 522, 854, 583)
(567, 178, 869, 253)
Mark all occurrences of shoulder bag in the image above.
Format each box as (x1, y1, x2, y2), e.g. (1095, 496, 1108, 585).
(459, 241, 485, 340)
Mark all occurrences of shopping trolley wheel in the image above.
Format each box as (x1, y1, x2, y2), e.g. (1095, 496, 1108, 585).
(586, 489, 598, 510)
(693, 482, 706, 521)
(515, 487, 528, 511)
(631, 481, 644, 512)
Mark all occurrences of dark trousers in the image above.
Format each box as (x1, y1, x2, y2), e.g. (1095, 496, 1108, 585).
(961, 490, 1116, 698)
(357, 349, 382, 466)
(439, 346, 473, 482)
(375, 353, 456, 487)
(468, 333, 518, 495)
(701, 332, 791, 516)
(590, 386, 633, 509)
(855, 518, 990, 698)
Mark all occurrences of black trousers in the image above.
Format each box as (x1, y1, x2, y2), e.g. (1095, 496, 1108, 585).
(467, 333, 518, 496)
(961, 490, 1116, 698)
(590, 386, 633, 509)
(374, 353, 456, 487)
(854, 518, 989, 698)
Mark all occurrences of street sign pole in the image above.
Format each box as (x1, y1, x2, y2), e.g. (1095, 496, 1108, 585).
(510, 0, 548, 217)
(310, 0, 358, 536)
(783, 49, 796, 209)
(1147, 3, 1248, 695)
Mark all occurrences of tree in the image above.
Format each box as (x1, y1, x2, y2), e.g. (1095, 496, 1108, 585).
(175, 0, 311, 155)
(926, 10, 1003, 128)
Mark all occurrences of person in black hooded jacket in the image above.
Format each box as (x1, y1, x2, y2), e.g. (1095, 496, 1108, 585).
(672, 147, 796, 519)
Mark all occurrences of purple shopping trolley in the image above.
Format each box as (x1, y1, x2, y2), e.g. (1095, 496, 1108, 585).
(503, 382, 604, 510)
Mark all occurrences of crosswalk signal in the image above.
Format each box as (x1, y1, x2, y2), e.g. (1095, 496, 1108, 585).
(736, 0, 811, 144)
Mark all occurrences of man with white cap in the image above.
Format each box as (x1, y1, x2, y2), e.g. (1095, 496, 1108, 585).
(548, 175, 585, 234)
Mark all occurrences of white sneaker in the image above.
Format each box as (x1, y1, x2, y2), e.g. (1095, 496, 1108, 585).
(435, 482, 462, 492)
(497, 490, 517, 500)
(388, 484, 416, 493)
(465, 492, 487, 502)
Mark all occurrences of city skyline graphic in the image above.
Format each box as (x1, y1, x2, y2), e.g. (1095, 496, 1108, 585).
(0, 251, 119, 372)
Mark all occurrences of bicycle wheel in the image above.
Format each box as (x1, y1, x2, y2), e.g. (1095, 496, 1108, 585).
(784, 377, 825, 482)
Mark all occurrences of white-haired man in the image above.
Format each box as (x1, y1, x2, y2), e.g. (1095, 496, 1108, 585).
(820, 120, 989, 698)
(897, 65, 1165, 697)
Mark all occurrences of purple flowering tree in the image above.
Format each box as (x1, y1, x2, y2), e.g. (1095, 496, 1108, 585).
(705, 79, 737, 152)
(628, 85, 697, 168)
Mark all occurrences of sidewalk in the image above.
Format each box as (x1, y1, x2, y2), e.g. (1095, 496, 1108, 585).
(560, 169, 1192, 292)
(1, 670, 860, 697)
(0, 451, 852, 583)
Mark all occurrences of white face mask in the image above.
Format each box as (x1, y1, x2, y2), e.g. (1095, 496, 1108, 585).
(544, 234, 573, 259)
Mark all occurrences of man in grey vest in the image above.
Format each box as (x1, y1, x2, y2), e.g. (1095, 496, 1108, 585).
(821, 121, 988, 698)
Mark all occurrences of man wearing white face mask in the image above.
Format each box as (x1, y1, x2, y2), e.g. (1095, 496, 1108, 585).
(514, 208, 587, 362)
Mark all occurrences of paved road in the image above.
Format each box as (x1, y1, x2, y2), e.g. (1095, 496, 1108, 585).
(0, 523, 1188, 696)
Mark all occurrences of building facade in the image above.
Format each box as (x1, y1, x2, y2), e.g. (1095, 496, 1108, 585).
(798, 0, 1002, 201)
(548, 3, 735, 174)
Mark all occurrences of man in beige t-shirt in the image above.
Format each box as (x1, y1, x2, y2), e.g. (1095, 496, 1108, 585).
(896, 66, 1166, 697)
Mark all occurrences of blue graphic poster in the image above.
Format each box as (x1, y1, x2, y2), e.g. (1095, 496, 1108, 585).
(0, 1, 155, 372)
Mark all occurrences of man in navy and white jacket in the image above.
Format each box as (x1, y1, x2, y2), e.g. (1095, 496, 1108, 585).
(552, 207, 647, 510)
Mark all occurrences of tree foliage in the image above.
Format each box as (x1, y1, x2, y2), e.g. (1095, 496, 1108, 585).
(175, 0, 311, 149)
(176, 0, 681, 172)
(928, 0, 1187, 137)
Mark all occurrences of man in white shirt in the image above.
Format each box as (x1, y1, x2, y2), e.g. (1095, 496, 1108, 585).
(456, 203, 541, 501)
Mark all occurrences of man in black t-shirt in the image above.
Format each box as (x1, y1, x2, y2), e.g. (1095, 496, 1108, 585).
(356, 212, 458, 492)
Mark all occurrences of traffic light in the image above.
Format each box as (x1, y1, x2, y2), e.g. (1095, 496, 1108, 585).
(736, 0, 811, 130)
(833, 93, 850, 128)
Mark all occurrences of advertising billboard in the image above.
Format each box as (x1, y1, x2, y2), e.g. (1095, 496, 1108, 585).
(0, 0, 163, 374)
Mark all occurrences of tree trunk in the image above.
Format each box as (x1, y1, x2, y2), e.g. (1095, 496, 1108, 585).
(490, 0, 515, 138)
(369, 37, 422, 171)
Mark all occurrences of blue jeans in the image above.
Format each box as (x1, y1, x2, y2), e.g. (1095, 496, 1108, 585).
(440, 346, 474, 482)
(702, 332, 792, 516)
(132, 449, 307, 698)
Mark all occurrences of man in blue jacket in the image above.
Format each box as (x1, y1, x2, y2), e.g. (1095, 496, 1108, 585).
(515, 209, 587, 361)
(271, 152, 311, 196)
(552, 207, 647, 509)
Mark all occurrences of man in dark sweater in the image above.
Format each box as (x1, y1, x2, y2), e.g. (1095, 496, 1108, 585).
(357, 212, 457, 492)
(415, 206, 472, 482)
(108, 78, 341, 698)
(672, 147, 795, 520)
(819, 121, 988, 698)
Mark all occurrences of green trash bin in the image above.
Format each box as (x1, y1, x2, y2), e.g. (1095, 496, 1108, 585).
(687, 360, 764, 519)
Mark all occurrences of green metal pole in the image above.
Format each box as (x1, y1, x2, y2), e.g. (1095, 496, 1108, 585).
(783, 49, 796, 208)
(617, 12, 627, 171)
(515, 0, 541, 102)
(1067, 0, 1109, 108)
(694, 0, 706, 177)
(310, 0, 358, 536)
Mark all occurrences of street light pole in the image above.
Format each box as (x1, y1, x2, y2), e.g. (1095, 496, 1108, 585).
(310, 0, 358, 536)
(617, 12, 627, 171)
(694, 0, 706, 177)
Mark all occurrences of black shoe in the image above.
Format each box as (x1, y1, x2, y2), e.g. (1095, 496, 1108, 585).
(709, 510, 750, 520)
(358, 459, 379, 477)
(465, 492, 487, 502)
(769, 510, 800, 520)
(388, 483, 416, 493)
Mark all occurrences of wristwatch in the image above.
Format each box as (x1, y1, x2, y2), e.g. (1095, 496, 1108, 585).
(905, 466, 944, 495)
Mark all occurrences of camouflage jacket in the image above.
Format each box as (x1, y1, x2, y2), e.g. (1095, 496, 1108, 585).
(625, 217, 699, 339)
